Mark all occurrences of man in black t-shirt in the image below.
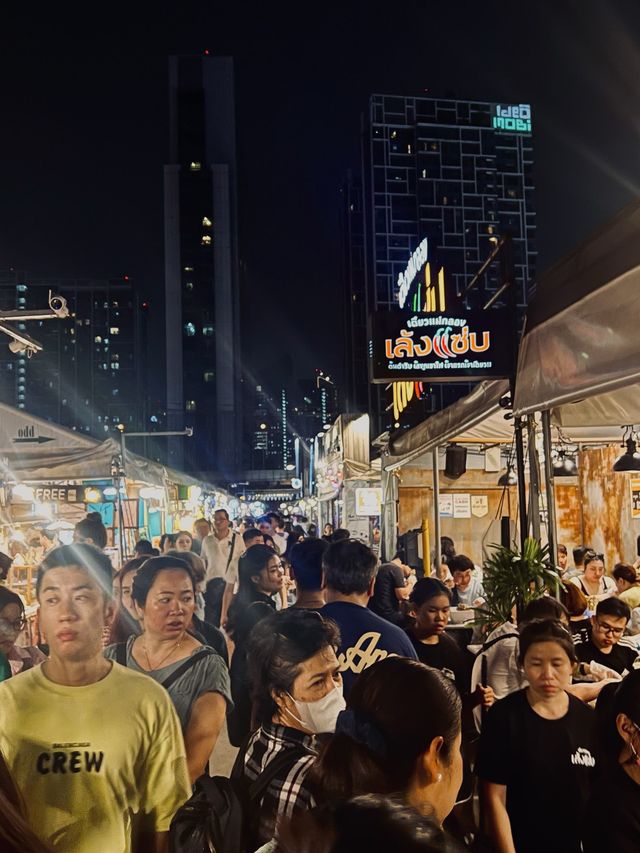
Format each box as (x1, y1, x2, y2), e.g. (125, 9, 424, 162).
(368, 557, 409, 625)
(574, 597, 639, 675)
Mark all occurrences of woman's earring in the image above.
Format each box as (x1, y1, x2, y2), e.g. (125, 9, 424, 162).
(436, 773, 443, 783)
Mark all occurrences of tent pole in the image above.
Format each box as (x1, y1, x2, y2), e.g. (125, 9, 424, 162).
(541, 410, 559, 594)
(432, 447, 441, 579)
(527, 415, 541, 542)
(514, 416, 528, 552)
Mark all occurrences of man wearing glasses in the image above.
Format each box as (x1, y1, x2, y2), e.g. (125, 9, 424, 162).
(575, 597, 639, 675)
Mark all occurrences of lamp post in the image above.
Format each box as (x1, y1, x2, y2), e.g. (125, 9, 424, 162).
(114, 425, 193, 563)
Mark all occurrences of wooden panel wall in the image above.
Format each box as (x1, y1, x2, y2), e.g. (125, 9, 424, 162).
(579, 445, 640, 566)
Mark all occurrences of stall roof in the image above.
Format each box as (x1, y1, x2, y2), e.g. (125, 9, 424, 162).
(384, 380, 513, 471)
(383, 379, 629, 473)
(0, 402, 214, 489)
(514, 197, 640, 426)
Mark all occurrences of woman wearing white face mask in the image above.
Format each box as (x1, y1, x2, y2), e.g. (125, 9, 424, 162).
(236, 608, 343, 849)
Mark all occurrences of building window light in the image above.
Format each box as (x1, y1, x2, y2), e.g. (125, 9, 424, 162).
(110, 362, 120, 370)
(94, 336, 102, 343)
(110, 327, 119, 335)
(16, 284, 27, 292)
(185, 281, 194, 291)
(202, 216, 212, 228)
(184, 322, 196, 337)
(201, 234, 212, 246)
(189, 162, 202, 171)
(186, 400, 197, 412)
(202, 325, 214, 337)
(184, 266, 194, 272)
(203, 371, 214, 382)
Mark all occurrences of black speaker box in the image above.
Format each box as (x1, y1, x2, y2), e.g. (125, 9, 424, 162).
(444, 444, 467, 478)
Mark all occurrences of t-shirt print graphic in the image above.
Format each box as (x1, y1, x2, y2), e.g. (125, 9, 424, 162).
(37, 742, 105, 775)
(338, 631, 397, 674)
(571, 747, 595, 767)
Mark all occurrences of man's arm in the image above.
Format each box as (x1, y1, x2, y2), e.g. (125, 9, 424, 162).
(183, 692, 227, 784)
(481, 780, 516, 853)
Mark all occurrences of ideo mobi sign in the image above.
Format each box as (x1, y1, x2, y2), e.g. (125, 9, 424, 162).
(369, 309, 512, 384)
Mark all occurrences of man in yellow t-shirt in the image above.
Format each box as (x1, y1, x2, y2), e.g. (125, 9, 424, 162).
(0, 543, 191, 853)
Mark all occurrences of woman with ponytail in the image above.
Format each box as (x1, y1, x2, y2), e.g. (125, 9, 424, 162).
(309, 656, 463, 826)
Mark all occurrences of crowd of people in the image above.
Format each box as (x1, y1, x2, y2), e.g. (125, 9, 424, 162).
(1, 512, 640, 852)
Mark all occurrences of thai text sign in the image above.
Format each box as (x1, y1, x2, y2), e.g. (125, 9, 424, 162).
(369, 309, 512, 383)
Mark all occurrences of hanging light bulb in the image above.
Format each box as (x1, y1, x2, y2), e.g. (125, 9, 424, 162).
(553, 450, 578, 477)
(613, 436, 640, 472)
(498, 465, 518, 486)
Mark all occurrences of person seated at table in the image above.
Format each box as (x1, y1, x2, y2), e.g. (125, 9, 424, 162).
(0, 587, 46, 676)
(448, 555, 485, 607)
(613, 563, 640, 610)
(559, 582, 591, 645)
(574, 597, 639, 676)
(570, 549, 617, 605)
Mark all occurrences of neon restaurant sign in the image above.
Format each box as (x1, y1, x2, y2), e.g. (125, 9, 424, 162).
(371, 309, 511, 384)
(492, 103, 532, 133)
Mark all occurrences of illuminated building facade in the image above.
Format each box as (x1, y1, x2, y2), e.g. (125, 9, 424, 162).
(164, 54, 242, 476)
(354, 93, 536, 433)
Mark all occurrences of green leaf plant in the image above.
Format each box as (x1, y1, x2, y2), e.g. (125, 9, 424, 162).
(473, 537, 562, 632)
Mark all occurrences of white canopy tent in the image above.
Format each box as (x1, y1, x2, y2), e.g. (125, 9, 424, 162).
(0, 401, 209, 489)
(514, 197, 640, 429)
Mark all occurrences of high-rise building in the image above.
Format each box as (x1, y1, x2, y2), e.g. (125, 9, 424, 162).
(164, 54, 242, 477)
(339, 172, 368, 415)
(0, 272, 155, 437)
(353, 94, 536, 433)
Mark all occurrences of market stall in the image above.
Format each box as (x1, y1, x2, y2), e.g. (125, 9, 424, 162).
(514, 196, 640, 566)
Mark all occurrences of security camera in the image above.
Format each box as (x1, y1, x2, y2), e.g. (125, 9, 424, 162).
(48, 292, 69, 318)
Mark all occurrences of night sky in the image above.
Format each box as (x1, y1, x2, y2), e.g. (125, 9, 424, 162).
(1, 1, 639, 393)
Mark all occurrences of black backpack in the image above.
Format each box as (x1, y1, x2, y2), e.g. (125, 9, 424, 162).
(169, 743, 308, 853)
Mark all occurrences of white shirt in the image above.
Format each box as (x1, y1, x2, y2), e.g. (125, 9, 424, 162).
(272, 531, 287, 556)
(201, 531, 244, 585)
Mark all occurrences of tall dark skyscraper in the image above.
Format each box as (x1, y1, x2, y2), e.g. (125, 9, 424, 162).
(0, 272, 153, 436)
(351, 94, 536, 434)
(164, 54, 242, 477)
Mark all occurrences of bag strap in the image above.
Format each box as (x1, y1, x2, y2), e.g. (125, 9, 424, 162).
(115, 642, 127, 667)
(225, 533, 237, 572)
(476, 632, 519, 656)
(160, 648, 214, 691)
(248, 745, 310, 802)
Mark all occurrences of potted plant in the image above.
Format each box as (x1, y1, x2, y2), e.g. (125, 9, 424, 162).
(474, 537, 561, 631)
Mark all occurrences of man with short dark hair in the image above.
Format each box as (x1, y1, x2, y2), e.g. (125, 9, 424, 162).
(0, 544, 190, 852)
(290, 538, 328, 609)
(201, 508, 244, 627)
(569, 545, 591, 580)
(191, 517, 211, 555)
(243, 527, 265, 549)
(449, 554, 485, 607)
(368, 554, 410, 625)
(575, 597, 639, 675)
(321, 539, 417, 696)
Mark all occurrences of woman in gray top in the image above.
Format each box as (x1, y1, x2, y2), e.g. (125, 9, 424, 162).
(105, 555, 232, 783)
